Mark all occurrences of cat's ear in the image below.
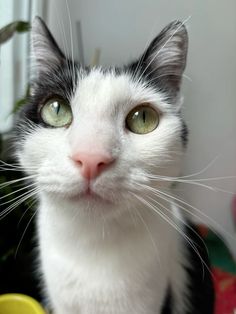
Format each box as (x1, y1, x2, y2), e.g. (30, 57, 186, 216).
(31, 16, 65, 76)
(137, 21, 188, 98)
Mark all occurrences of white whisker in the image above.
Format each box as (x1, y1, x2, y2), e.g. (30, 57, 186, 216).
(0, 182, 37, 201)
(137, 182, 235, 242)
(15, 210, 37, 259)
(131, 191, 212, 279)
(132, 202, 161, 265)
(0, 188, 39, 220)
(0, 175, 37, 189)
(17, 198, 38, 228)
(145, 194, 209, 257)
(65, 0, 76, 93)
(147, 174, 235, 195)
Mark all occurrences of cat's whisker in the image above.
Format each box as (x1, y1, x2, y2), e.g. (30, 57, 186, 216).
(147, 173, 236, 183)
(17, 197, 38, 228)
(55, 15, 67, 53)
(131, 191, 192, 246)
(0, 188, 39, 220)
(130, 191, 209, 277)
(137, 182, 235, 242)
(65, 0, 76, 93)
(147, 174, 236, 195)
(145, 72, 192, 86)
(145, 186, 234, 274)
(0, 159, 37, 171)
(0, 175, 37, 190)
(55, 10, 69, 65)
(14, 209, 38, 259)
(134, 190, 214, 278)
(0, 166, 37, 172)
(167, 156, 220, 179)
(127, 204, 139, 228)
(0, 182, 38, 201)
(144, 155, 231, 181)
(128, 194, 161, 264)
(176, 176, 236, 182)
(131, 22, 162, 81)
(53, 12, 75, 100)
(0, 168, 33, 173)
(145, 194, 209, 257)
(0, 185, 38, 209)
(14, 119, 41, 139)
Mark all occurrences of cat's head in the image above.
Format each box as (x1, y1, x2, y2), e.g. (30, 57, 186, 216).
(16, 17, 188, 216)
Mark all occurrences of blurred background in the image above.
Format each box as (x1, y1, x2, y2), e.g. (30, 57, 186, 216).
(0, 0, 236, 310)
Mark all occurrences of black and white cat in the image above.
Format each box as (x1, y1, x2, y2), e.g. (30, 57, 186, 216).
(16, 17, 214, 314)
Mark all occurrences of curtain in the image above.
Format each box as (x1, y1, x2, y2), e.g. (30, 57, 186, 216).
(0, 0, 47, 133)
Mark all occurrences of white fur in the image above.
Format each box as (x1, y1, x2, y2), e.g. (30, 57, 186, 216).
(18, 69, 189, 313)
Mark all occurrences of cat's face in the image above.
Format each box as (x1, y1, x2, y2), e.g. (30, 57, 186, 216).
(16, 18, 188, 215)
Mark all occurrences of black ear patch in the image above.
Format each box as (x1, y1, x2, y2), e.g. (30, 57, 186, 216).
(129, 21, 188, 100)
(31, 16, 66, 77)
(16, 18, 79, 130)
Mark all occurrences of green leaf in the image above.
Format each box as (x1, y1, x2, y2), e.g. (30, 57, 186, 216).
(13, 85, 30, 113)
(13, 97, 27, 113)
(0, 21, 30, 45)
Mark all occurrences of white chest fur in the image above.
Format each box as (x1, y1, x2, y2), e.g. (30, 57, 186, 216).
(37, 196, 188, 314)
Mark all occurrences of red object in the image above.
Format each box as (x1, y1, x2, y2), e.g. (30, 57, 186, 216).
(232, 195, 236, 228)
(213, 267, 236, 314)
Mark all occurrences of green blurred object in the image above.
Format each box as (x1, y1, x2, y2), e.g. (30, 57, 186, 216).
(0, 20, 31, 113)
(204, 228, 236, 275)
(0, 21, 30, 45)
(13, 86, 30, 113)
(0, 134, 2, 155)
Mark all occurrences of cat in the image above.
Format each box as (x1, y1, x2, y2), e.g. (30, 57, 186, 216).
(15, 17, 214, 314)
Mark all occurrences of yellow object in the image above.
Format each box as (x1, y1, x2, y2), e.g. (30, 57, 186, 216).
(0, 293, 46, 314)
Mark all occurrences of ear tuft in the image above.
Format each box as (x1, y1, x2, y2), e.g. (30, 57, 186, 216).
(31, 16, 65, 76)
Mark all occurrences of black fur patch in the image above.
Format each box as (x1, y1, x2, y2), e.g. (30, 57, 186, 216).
(181, 119, 189, 147)
(161, 287, 173, 314)
(183, 223, 215, 313)
(17, 60, 78, 129)
(161, 223, 215, 314)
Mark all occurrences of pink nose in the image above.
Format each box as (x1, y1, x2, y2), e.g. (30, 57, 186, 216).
(71, 152, 114, 179)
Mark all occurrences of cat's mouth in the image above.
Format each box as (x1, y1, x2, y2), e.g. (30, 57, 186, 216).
(69, 185, 113, 204)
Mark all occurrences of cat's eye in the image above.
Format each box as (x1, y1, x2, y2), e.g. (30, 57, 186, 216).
(126, 104, 159, 134)
(40, 98, 73, 127)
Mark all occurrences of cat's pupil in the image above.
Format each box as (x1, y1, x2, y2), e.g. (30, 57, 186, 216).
(52, 102, 60, 115)
(142, 110, 146, 123)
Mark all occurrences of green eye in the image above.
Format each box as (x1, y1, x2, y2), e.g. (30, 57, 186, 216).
(40, 98, 73, 127)
(126, 104, 159, 134)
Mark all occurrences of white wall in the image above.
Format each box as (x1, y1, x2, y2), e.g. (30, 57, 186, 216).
(47, 0, 236, 256)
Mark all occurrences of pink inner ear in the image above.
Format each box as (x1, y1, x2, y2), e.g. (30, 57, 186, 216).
(70, 152, 115, 179)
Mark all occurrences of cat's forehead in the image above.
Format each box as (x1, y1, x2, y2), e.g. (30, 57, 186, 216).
(71, 68, 167, 113)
